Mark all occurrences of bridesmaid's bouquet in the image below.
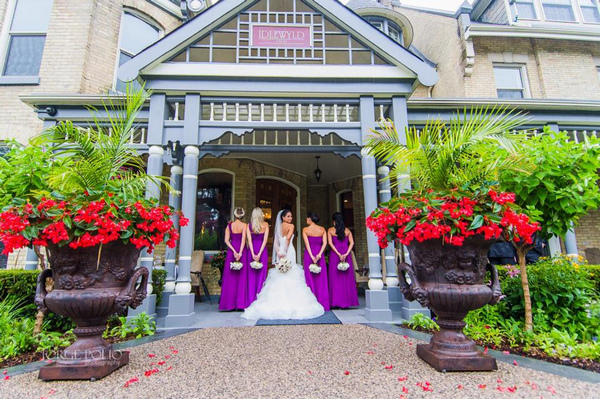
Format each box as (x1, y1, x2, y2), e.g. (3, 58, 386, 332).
(276, 258, 292, 273)
(230, 261, 243, 270)
(309, 263, 322, 274)
(250, 261, 263, 269)
(337, 261, 350, 271)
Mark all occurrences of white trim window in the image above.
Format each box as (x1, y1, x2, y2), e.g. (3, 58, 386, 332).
(541, 0, 576, 22)
(493, 65, 530, 99)
(514, 0, 538, 20)
(115, 11, 161, 92)
(579, 0, 600, 23)
(363, 16, 404, 46)
(1, 0, 53, 77)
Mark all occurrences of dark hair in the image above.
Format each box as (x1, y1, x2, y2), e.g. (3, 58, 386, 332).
(307, 212, 320, 224)
(280, 208, 292, 221)
(332, 212, 345, 241)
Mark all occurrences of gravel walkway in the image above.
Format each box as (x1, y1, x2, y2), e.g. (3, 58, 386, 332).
(1, 324, 597, 399)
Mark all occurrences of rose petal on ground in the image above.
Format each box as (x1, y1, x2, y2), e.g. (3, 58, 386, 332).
(166, 366, 172, 371)
(497, 379, 503, 384)
(4, 376, 9, 380)
(2, 370, 6, 375)
(402, 386, 408, 393)
(385, 365, 394, 370)
(164, 355, 171, 359)
(502, 351, 510, 355)
(398, 376, 408, 382)
(344, 370, 350, 376)
(148, 354, 156, 358)
(457, 384, 463, 389)
(366, 351, 374, 355)
(513, 360, 519, 366)
(548, 386, 556, 395)
(479, 384, 487, 389)
(484, 347, 489, 354)
(48, 389, 56, 395)
(172, 350, 179, 354)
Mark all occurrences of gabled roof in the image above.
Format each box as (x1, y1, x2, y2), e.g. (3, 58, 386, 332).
(118, 0, 438, 86)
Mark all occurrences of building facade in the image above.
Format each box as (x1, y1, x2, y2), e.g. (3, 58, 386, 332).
(1, 0, 599, 324)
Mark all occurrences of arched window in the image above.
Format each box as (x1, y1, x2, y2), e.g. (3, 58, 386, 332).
(195, 171, 234, 251)
(364, 16, 403, 46)
(115, 11, 160, 92)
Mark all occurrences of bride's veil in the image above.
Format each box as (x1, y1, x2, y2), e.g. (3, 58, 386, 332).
(272, 210, 284, 265)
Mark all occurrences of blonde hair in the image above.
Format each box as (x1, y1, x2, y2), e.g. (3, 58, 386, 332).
(251, 207, 264, 233)
(233, 207, 245, 220)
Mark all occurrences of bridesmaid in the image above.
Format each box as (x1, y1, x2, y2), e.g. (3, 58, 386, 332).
(327, 212, 359, 309)
(302, 213, 330, 311)
(246, 207, 269, 306)
(219, 207, 248, 311)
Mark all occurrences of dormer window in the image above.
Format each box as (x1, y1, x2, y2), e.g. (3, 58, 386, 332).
(580, 0, 600, 23)
(514, 0, 538, 20)
(541, 0, 576, 22)
(364, 16, 404, 46)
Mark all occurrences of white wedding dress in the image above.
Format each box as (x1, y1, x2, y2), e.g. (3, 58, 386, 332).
(241, 228, 325, 320)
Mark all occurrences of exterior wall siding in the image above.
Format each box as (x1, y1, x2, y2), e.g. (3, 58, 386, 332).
(479, 0, 510, 25)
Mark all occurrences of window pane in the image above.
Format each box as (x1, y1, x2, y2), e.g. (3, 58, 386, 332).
(3, 35, 45, 76)
(120, 13, 160, 55)
(582, 6, 600, 22)
(542, 1, 576, 21)
(115, 52, 142, 92)
(493, 67, 524, 89)
(497, 89, 525, 99)
(516, 3, 537, 19)
(11, 0, 53, 32)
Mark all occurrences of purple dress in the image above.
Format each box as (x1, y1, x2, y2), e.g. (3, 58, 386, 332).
(219, 224, 248, 310)
(303, 235, 330, 311)
(328, 235, 359, 308)
(246, 226, 269, 306)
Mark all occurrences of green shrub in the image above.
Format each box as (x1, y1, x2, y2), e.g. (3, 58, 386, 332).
(0, 269, 39, 303)
(581, 264, 600, 294)
(500, 256, 598, 339)
(105, 312, 155, 340)
(405, 313, 439, 331)
(152, 268, 166, 307)
(0, 298, 37, 361)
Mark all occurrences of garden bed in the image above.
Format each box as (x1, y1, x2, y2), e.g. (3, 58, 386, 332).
(400, 323, 600, 374)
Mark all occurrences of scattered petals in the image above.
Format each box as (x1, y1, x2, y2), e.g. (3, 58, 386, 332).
(381, 361, 386, 365)
(2, 370, 6, 375)
(547, 386, 556, 395)
(48, 389, 56, 395)
(416, 381, 433, 392)
(4, 376, 9, 380)
(385, 365, 394, 370)
(366, 351, 375, 355)
(483, 347, 489, 354)
(403, 335, 408, 339)
(166, 366, 173, 371)
(144, 368, 159, 377)
(148, 354, 156, 358)
(513, 360, 519, 366)
(402, 386, 408, 393)
(164, 355, 171, 359)
(497, 379, 503, 384)
(169, 346, 175, 350)
(308, 370, 313, 375)
(344, 370, 350, 376)
(123, 377, 139, 388)
(478, 384, 487, 389)
(508, 386, 517, 393)
(502, 351, 510, 355)
(457, 384, 463, 389)
(172, 350, 179, 354)
(408, 342, 413, 346)
(398, 376, 408, 382)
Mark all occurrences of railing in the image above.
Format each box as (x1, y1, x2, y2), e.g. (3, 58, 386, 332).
(208, 130, 355, 147)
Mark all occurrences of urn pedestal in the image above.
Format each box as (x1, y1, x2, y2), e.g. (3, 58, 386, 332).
(399, 236, 502, 372)
(35, 242, 147, 381)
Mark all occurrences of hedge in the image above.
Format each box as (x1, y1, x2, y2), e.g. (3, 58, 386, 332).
(581, 265, 600, 294)
(152, 268, 167, 307)
(0, 269, 39, 303)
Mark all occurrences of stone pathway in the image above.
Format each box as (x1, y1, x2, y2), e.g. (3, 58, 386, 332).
(2, 325, 598, 399)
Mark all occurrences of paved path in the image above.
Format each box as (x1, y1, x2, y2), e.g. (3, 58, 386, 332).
(2, 324, 597, 399)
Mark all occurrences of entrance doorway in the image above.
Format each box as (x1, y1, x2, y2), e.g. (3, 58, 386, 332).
(256, 178, 297, 263)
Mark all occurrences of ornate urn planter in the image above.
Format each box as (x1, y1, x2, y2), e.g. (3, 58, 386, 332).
(399, 235, 502, 372)
(35, 241, 148, 381)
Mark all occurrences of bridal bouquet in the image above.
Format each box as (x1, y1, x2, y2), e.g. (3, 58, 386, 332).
(230, 261, 243, 270)
(337, 261, 350, 271)
(250, 261, 263, 269)
(276, 258, 292, 273)
(308, 263, 322, 274)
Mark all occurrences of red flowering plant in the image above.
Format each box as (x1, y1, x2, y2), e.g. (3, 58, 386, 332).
(0, 86, 187, 256)
(366, 187, 540, 249)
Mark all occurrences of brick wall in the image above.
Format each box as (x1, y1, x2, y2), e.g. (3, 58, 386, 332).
(394, 6, 466, 99)
(575, 210, 600, 263)
(0, 0, 180, 143)
(307, 185, 330, 229)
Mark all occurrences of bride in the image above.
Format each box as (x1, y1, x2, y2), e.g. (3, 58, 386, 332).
(242, 209, 325, 320)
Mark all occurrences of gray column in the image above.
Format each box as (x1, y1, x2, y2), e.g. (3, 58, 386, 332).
(157, 165, 183, 318)
(24, 247, 39, 270)
(360, 96, 392, 322)
(165, 145, 199, 328)
(565, 223, 579, 257)
(392, 96, 430, 320)
(164, 165, 183, 292)
(128, 145, 164, 320)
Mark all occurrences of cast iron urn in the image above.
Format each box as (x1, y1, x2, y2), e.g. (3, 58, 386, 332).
(399, 235, 502, 372)
(35, 241, 148, 381)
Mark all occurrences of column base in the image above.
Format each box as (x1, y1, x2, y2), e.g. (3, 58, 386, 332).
(401, 297, 430, 321)
(386, 286, 403, 312)
(364, 290, 393, 322)
(156, 291, 175, 318)
(127, 294, 156, 321)
(164, 293, 195, 328)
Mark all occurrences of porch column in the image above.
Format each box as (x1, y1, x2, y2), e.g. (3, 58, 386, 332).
(360, 96, 392, 322)
(157, 165, 183, 318)
(128, 145, 164, 320)
(392, 96, 430, 320)
(378, 166, 402, 312)
(165, 145, 199, 328)
(24, 247, 39, 270)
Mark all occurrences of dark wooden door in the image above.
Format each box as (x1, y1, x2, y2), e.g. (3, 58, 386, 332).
(256, 179, 297, 263)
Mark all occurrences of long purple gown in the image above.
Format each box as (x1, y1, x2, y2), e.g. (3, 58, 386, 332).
(328, 235, 359, 308)
(303, 235, 330, 311)
(246, 226, 268, 306)
(219, 224, 248, 310)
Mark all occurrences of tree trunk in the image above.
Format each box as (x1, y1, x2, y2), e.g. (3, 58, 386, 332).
(515, 244, 533, 332)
